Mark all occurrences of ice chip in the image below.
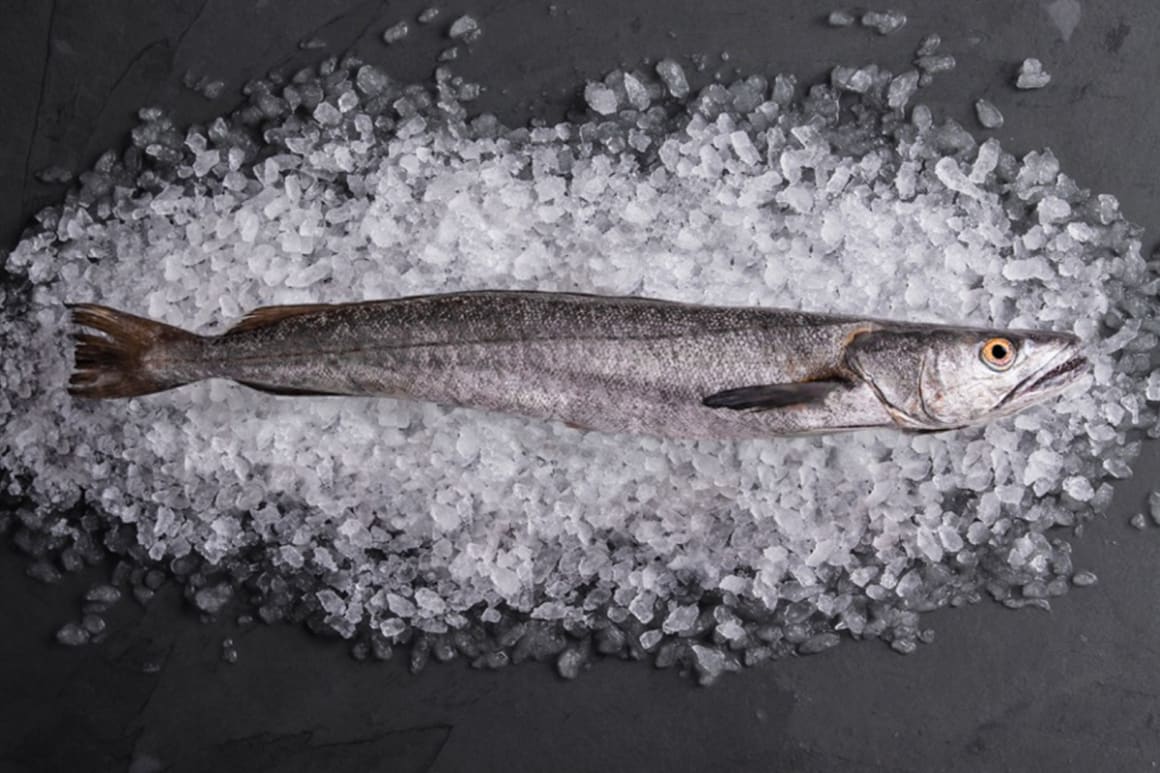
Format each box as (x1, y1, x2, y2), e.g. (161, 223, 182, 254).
(886, 70, 919, 110)
(916, 33, 941, 57)
(193, 583, 232, 615)
(1148, 491, 1160, 526)
(382, 21, 410, 44)
(387, 593, 417, 617)
(729, 131, 761, 165)
(356, 65, 391, 97)
(827, 10, 855, 26)
(662, 604, 699, 634)
(313, 102, 342, 126)
(974, 99, 1004, 129)
(556, 647, 586, 679)
(936, 525, 964, 553)
(969, 138, 1001, 183)
(934, 157, 984, 200)
(915, 55, 956, 75)
(831, 66, 873, 93)
(448, 14, 482, 42)
(655, 59, 690, 98)
(1015, 58, 1051, 89)
(1072, 571, 1098, 587)
(56, 622, 90, 646)
(1036, 196, 1071, 225)
(412, 587, 443, 612)
(317, 588, 345, 615)
(691, 644, 732, 685)
(861, 9, 907, 34)
(1062, 476, 1095, 502)
(622, 73, 651, 111)
(36, 165, 74, 184)
(201, 80, 226, 100)
(798, 633, 840, 654)
(584, 82, 619, 116)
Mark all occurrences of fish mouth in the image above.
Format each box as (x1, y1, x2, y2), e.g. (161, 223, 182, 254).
(1025, 354, 1088, 393)
(997, 348, 1089, 410)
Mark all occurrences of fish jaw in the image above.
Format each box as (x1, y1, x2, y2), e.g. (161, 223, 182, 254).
(992, 336, 1089, 416)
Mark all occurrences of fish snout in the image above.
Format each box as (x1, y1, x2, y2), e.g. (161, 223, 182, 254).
(1021, 335, 1089, 397)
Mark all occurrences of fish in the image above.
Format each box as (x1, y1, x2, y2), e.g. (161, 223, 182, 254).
(66, 290, 1089, 439)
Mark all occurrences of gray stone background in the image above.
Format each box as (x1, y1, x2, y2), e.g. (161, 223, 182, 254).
(1, 1, 1158, 770)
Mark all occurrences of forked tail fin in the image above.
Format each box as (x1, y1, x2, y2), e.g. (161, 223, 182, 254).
(67, 304, 203, 399)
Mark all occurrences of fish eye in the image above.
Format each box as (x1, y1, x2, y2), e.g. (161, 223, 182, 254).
(980, 337, 1016, 370)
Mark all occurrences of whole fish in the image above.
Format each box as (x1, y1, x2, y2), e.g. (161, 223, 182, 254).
(67, 290, 1088, 439)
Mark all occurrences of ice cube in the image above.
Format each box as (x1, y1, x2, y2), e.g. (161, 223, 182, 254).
(584, 82, 619, 116)
(915, 55, 956, 75)
(1062, 476, 1094, 502)
(974, 99, 1004, 129)
(1072, 571, 1098, 587)
(56, 622, 90, 646)
(934, 157, 983, 200)
(861, 9, 907, 34)
(1149, 491, 1160, 525)
(448, 14, 482, 42)
(193, 584, 232, 614)
(831, 66, 873, 94)
(382, 21, 410, 44)
(886, 70, 919, 110)
(655, 59, 690, 98)
(662, 604, 699, 634)
(622, 73, 651, 110)
(1015, 58, 1051, 89)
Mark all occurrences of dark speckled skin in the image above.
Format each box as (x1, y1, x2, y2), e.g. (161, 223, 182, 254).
(147, 290, 1084, 439)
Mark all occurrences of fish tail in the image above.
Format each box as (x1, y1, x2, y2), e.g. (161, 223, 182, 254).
(67, 304, 204, 399)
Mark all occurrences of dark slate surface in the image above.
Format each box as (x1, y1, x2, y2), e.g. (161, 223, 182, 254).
(2, 2, 1158, 771)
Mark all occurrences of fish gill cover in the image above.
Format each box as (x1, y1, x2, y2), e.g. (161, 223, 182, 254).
(1, 23, 1158, 683)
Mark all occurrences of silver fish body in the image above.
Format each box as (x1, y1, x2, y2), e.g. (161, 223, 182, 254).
(68, 291, 1088, 439)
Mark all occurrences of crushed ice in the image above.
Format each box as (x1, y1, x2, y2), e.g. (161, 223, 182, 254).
(2, 47, 1158, 683)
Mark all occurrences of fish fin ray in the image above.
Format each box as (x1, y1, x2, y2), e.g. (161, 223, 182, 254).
(225, 304, 337, 336)
(701, 380, 849, 411)
(67, 304, 200, 399)
(236, 381, 347, 397)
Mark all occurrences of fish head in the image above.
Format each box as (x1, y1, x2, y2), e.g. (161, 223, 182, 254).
(846, 325, 1088, 430)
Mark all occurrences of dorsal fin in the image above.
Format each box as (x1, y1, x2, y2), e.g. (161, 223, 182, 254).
(225, 304, 336, 336)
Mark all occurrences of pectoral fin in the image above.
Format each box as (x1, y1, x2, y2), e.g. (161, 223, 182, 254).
(702, 380, 849, 411)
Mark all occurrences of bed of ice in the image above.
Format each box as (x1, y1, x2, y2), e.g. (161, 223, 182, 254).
(1, 50, 1157, 683)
